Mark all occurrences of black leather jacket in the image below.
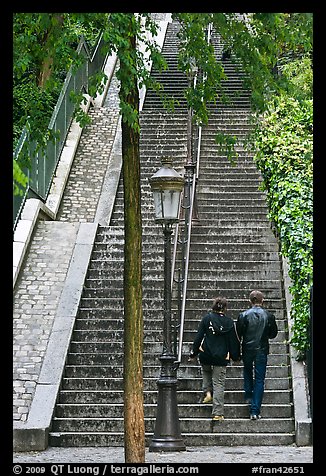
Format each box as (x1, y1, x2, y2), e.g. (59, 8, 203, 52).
(236, 306, 278, 355)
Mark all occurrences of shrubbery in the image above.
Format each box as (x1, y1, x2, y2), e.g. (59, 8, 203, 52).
(252, 91, 313, 357)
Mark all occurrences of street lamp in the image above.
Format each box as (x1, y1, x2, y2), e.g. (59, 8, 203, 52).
(148, 156, 186, 452)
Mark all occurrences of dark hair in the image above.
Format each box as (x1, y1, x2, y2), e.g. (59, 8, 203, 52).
(249, 290, 264, 305)
(212, 296, 227, 313)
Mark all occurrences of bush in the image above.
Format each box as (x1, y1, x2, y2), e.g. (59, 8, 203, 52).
(253, 94, 313, 357)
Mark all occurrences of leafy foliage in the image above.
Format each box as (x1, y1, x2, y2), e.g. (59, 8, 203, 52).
(252, 87, 313, 356)
(13, 160, 29, 196)
(214, 133, 238, 165)
(13, 13, 109, 187)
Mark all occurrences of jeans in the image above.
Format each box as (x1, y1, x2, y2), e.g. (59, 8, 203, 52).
(242, 349, 268, 416)
(201, 364, 227, 416)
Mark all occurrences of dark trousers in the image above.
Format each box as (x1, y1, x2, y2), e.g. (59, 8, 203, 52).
(242, 349, 268, 416)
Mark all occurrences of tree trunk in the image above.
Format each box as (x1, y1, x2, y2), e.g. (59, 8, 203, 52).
(37, 14, 64, 89)
(120, 16, 145, 464)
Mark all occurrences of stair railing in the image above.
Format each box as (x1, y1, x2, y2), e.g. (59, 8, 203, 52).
(171, 108, 200, 369)
(174, 163, 197, 366)
(13, 33, 109, 230)
(171, 23, 212, 367)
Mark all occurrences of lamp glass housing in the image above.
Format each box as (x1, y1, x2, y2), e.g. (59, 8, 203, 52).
(153, 188, 182, 222)
(149, 157, 184, 224)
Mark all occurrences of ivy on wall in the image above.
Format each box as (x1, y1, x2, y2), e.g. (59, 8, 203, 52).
(252, 93, 313, 357)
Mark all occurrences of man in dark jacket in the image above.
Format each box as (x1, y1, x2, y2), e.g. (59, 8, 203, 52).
(189, 297, 240, 421)
(236, 290, 278, 420)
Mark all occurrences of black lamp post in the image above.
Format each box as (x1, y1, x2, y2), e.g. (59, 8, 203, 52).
(148, 156, 186, 452)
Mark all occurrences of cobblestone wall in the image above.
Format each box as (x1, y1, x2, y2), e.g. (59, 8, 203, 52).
(13, 68, 121, 422)
(13, 222, 79, 421)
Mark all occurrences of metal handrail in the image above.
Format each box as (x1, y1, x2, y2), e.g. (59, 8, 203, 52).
(13, 33, 108, 230)
(172, 22, 212, 366)
(175, 164, 198, 365)
(171, 206, 181, 291)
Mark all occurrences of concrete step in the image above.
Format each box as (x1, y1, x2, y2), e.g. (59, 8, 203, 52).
(81, 284, 282, 300)
(178, 259, 282, 270)
(143, 101, 252, 109)
(175, 287, 284, 302)
(68, 341, 288, 357)
(48, 431, 295, 447)
(91, 241, 279, 255)
(94, 224, 276, 239)
(140, 166, 261, 177)
(196, 170, 261, 178)
(194, 194, 266, 203)
(77, 296, 285, 313)
(56, 388, 293, 405)
(182, 328, 287, 343)
(69, 327, 287, 345)
(176, 277, 282, 288)
(84, 268, 284, 285)
(88, 248, 280, 264)
(67, 352, 289, 367)
(110, 215, 272, 226)
(54, 402, 293, 419)
(73, 315, 287, 331)
(144, 95, 251, 104)
(95, 232, 277, 245)
(196, 185, 266, 193)
(189, 234, 277, 244)
(51, 415, 294, 435)
(63, 363, 290, 379)
(74, 311, 287, 326)
(140, 114, 251, 123)
(87, 257, 282, 271)
(171, 309, 286, 321)
(77, 296, 286, 311)
(195, 205, 270, 214)
(60, 375, 291, 392)
(188, 242, 279, 252)
(187, 250, 280, 261)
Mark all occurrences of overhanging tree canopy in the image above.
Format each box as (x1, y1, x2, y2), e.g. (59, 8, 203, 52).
(13, 12, 313, 460)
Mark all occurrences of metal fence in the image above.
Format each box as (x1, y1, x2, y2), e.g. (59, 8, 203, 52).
(13, 33, 109, 230)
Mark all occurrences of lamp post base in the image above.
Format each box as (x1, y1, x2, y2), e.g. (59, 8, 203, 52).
(149, 438, 186, 452)
(149, 354, 186, 452)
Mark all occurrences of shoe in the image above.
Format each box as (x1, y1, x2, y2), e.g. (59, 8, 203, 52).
(202, 392, 213, 404)
(212, 415, 224, 421)
(250, 414, 262, 420)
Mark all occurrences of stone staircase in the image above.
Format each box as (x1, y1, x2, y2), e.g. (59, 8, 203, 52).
(177, 110, 293, 444)
(143, 22, 251, 110)
(49, 20, 295, 447)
